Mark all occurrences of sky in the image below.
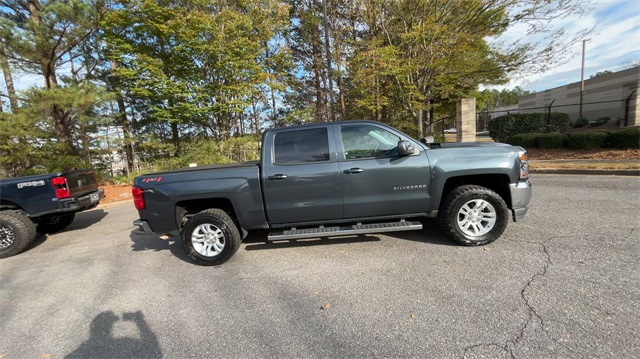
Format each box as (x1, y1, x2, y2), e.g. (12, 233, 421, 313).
(495, 0, 640, 92)
(3, 1, 639, 95)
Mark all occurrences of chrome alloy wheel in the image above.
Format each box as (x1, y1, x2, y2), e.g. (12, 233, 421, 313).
(191, 223, 226, 257)
(456, 199, 497, 237)
(1, 224, 16, 250)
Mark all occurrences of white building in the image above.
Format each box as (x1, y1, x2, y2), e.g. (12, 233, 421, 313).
(517, 66, 639, 126)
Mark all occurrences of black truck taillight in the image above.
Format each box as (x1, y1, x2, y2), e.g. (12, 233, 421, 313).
(51, 176, 70, 199)
(132, 187, 145, 210)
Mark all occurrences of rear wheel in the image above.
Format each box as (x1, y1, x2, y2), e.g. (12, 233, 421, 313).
(439, 185, 509, 246)
(181, 209, 241, 265)
(37, 213, 75, 234)
(0, 211, 37, 259)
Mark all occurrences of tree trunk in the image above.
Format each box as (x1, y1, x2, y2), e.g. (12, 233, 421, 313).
(0, 39, 18, 113)
(311, 28, 324, 122)
(29, 0, 76, 154)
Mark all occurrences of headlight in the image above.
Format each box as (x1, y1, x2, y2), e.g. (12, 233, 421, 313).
(519, 150, 529, 180)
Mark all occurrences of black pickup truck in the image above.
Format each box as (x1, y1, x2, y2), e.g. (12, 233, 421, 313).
(0, 170, 105, 258)
(133, 120, 532, 266)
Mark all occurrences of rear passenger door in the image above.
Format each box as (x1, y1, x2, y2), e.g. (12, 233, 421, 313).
(262, 126, 343, 225)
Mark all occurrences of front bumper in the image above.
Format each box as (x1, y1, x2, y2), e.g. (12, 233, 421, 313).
(133, 219, 155, 235)
(509, 181, 532, 222)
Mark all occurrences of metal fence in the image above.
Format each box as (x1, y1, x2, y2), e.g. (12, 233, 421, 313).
(476, 93, 636, 132)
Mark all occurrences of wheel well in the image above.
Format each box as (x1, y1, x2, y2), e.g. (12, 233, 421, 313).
(0, 200, 23, 212)
(441, 174, 512, 208)
(175, 198, 237, 230)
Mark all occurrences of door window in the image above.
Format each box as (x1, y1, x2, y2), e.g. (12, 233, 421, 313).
(274, 128, 330, 164)
(340, 125, 400, 159)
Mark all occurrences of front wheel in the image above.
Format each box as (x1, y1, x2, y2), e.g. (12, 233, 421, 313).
(439, 185, 510, 246)
(181, 209, 242, 266)
(0, 211, 37, 259)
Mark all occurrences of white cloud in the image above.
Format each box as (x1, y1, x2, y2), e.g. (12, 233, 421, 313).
(488, 0, 640, 92)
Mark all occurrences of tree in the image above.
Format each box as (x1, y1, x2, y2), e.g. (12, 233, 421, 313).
(0, 0, 105, 154)
(345, 0, 590, 138)
(590, 70, 613, 79)
(103, 0, 290, 155)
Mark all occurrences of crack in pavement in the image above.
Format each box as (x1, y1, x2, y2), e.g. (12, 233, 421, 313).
(463, 238, 576, 358)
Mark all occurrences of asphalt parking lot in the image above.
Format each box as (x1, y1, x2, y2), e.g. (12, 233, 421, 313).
(1, 174, 639, 358)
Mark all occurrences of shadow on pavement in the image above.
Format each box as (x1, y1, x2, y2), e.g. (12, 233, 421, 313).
(68, 209, 108, 231)
(66, 311, 162, 359)
(128, 218, 455, 262)
(129, 230, 193, 264)
(23, 210, 109, 253)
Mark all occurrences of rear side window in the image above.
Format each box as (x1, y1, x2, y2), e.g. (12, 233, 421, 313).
(274, 128, 330, 164)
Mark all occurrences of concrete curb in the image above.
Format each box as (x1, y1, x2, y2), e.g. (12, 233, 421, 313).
(531, 168, 640, 176)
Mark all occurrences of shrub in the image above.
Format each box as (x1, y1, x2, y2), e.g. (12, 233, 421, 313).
(488, 112, 570, 142)
(507, 133, 539, 148)
(537, 132, 568, 149)
(573, 117, 589, 128)
(608, 127, 640, 149)
(591, 117, 610, 127)
(568, 131, 608, 149)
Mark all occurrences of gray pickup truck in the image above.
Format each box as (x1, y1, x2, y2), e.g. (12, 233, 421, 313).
(133, 120, 531, 265)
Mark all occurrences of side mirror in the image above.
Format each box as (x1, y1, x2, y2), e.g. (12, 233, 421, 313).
(398, 140, 415, 156)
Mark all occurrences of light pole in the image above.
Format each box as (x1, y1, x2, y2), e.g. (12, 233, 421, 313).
(579, 39, 589, 120)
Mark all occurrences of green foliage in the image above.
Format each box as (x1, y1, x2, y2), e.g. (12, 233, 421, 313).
(475, 87, 531, 111)
(573, 117, 589, 128)
(590, 117, 610, 127)
(0, 84, 108, 177)
(607, 127, 640, 149)
(568, 132, 609, 150)
(488, 112, 570, 143)
(537, 132, 568, 149)
(147, 136, 261, 172)
(507, 133, 540, 148)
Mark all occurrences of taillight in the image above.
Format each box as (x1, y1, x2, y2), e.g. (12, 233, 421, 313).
(51, 176, 70, 199)
(132, 187, 145, 210)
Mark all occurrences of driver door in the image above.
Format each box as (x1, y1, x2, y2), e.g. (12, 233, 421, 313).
(337, 124, 430, 219)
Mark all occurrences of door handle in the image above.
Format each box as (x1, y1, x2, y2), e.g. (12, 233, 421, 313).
(344, 168, 364, 174)
(268, 174, 288, 180)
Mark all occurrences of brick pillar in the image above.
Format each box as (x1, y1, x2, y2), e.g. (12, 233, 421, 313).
(456, 98, 476, 142)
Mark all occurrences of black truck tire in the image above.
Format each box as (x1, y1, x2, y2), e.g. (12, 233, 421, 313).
(0, 211, 37, 258)
(181, 209, 242, 266)
(37, 213, 76, 234)
(439, 185, 509, 246)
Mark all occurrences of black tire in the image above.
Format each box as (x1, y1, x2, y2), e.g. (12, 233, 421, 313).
(439, 185, 510, 246)
(0, 211, 37, 259)
(36, 213, 75, 234)
(181, 209, 242, 265)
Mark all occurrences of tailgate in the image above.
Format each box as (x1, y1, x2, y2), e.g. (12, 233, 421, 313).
(64, 170, 99, 197)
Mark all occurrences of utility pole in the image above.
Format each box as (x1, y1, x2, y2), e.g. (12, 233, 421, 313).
(322, 0, 336, 122)
(579, 39, 589, 120)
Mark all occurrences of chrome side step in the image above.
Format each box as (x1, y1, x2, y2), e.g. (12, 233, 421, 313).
(267, 220, 422, 241)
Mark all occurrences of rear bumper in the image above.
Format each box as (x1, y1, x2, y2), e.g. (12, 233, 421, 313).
(59, 188, 105, 212)
(133, 219, 156, 235)
(509, 181, 532, 222)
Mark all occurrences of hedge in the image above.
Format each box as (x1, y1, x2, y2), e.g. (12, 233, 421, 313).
(608, 126, 640, 149)
(537, 132, 568, 149)
(488, 112, 571, 143)
(507, 133, 539, 148)
(568, 131, 609, 150)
